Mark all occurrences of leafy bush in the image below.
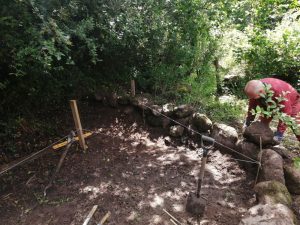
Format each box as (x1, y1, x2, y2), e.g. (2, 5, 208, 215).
(238, 9, 300, 87)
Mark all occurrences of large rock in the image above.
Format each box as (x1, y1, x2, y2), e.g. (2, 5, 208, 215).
(107, 92, 118, 107)
(176, 116, 192, 127)
(146, 115, 164, 127)
(260, 149, 285, 184)
(293, 195, 300, 220)
(117, 94, 131, 105)
(284, 164, 300, 194)
(150, 105, 163, 117)
(239, 203, 297, 225)
(169, 125, 184, 137)
(131, 96, 152, 112)
(243, 121, 274, 146)
(236, 140, 260, 161)
(272, 145, 296, 161)
(162, 103, 176, 116)
(192, 113, 212, 132)
(235, 140, 260, 172)
(122, 106, 135, 115)
(254, 181, 292, 206)
(211, 123, 238, 152)
(174, 104, 194, 118)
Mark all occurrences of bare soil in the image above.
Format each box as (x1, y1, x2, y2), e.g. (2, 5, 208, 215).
(0, 103, 257, 225)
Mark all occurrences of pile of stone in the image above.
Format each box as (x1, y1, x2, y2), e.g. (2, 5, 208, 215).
(96, 93, 300, 224)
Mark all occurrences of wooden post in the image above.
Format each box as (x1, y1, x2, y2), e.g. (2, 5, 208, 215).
(131, 79, 136, 97)
(70, 100, 87, 151)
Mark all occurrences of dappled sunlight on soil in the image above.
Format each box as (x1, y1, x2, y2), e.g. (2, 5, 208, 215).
(0, 105, 255, 225)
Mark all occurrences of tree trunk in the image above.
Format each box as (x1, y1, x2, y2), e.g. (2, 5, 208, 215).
(214, 58, 222, 96)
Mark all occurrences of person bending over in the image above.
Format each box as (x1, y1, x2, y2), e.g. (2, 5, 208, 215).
(244, 78, 300, 142)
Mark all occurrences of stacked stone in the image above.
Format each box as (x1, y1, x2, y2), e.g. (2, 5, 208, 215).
(96, 92, 300, 224)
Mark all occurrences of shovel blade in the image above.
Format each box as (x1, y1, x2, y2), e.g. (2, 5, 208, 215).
(185, 192, 206, 216)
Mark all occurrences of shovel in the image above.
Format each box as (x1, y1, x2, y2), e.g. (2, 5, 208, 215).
(186, 135, 212, 216)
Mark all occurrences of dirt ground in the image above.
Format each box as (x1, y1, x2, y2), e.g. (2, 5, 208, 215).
(0, 103, 258, 225)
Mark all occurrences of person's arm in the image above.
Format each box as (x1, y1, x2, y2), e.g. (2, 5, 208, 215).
(245, 99, 258, 126)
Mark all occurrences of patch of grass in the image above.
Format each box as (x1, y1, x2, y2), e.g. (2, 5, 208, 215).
(171, 72, 246, 124)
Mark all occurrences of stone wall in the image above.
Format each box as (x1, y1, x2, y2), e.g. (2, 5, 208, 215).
(98, 92, 300, 224)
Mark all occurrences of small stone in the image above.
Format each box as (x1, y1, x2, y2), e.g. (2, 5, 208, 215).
(164, 136, 171, 146)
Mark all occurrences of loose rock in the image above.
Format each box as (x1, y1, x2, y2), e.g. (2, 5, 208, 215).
(107, 92, 118, 108)
(192, 113, 212, 132)
(236, 140, 260, 161)
(146, 115, 164, 127)
(177, 116, 192, 127)
(239, 203, 297, 225)
(292, 195, 300, 220)
(131, 96, 152, 111)
(150, 105, 163, 117)
(254, 181, 292, 206)
(174, 104, 194, 118)
(243, 121, 274, 146)
(211, 123, 238, 151)
(123, 106, 135, 115)
(162, 103, 176, 116)
(272, 145, 296, 160)
(284, 163, 300, 194)
(260, 149, 285, 184)
(169, 125, 184, 137)
(118, 94, 131, 105)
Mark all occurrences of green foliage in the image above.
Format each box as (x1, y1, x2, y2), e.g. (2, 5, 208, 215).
(175, 72, 245, 123)
(1, 0, 300, 155)
(237, 7, 300, 87)
(0, 0, 216, 118)
(294, 157, 300, 168)
(250, 84, 300, 132)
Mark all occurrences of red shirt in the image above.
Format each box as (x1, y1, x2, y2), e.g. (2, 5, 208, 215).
(246, 78, 300, 133)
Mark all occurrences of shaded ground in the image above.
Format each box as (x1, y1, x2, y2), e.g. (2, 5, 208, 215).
(0, 103, 256, 225)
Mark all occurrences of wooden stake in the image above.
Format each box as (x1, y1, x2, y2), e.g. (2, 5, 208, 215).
(97, 211, 111, 225)
(163, 209, 182, 225)
(83, 205, 98, 225)
(254, 136, 263, 186)
(70, 100, 87, 151)
(131, 79, 136, 97)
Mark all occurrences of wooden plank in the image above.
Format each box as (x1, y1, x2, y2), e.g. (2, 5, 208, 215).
(83, 205, 98, 225)
(52, 132, 92, 150)
(70, 100, 87, 151)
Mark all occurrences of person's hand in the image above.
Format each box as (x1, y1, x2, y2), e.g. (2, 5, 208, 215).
(273, 131, 284, 143)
